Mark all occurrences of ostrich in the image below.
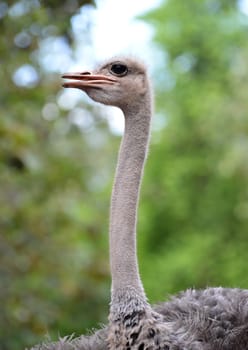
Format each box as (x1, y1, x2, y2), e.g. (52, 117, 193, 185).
(30, 57, 248, 350)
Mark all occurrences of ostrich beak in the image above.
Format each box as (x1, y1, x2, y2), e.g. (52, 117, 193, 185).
(62, 71, 117, 89)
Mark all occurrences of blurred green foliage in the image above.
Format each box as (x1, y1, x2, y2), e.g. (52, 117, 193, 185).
(0, 1, 115, 349)
(1, 0, 248, 349)
(140, 0, 248, 300)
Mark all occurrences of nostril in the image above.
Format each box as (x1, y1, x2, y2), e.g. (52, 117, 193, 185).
(80, 71, 91, 75)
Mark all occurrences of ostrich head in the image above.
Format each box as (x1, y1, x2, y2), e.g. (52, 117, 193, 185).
(62, 57, 151, 112)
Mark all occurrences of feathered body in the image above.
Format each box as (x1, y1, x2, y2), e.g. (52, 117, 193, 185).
(108, 287, 248, 350)
(30, 287, 248, 350)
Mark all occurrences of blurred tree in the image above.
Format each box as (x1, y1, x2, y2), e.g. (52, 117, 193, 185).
(0, 1, 119, 349)
(139, 0, 248, 301)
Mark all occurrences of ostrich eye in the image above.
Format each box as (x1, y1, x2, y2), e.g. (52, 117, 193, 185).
(110, 63, 128, 76)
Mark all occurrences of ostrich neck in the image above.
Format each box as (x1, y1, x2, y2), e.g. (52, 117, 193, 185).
(110, 99, 152, 315)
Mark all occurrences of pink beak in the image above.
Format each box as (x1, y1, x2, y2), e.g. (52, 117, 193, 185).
(62, 71, 117, 89)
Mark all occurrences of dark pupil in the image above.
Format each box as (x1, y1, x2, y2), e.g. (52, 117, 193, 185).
(111, 64, 127, 75)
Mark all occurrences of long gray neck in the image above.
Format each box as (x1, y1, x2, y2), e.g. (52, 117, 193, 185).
(109, 95, 152, 315)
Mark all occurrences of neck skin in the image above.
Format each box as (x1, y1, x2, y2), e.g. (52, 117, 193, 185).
(109, 94, 152, 316)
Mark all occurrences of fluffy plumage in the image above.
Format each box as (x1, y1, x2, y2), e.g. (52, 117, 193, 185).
(28, 329, 108, 350)
(29, 288, 248, 349)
